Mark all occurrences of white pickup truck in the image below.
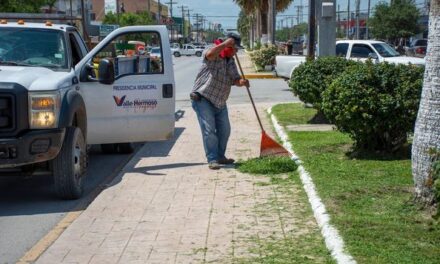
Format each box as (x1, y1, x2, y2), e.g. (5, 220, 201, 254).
(172, 44, 204, 57)
(275, 40, 425, 80)
(0, 21, 176, 199)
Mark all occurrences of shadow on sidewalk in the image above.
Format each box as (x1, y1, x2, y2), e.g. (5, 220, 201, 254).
(129, 162, 206, 176)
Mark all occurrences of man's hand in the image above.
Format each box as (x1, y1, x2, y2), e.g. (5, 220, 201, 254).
(223, 38, 235, 48)
(236, 78, 249, 87)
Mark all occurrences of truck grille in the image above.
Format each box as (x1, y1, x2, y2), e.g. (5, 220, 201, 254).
(0, 95, 15, 131)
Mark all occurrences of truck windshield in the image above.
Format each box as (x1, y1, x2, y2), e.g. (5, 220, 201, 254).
(0, 27, 67, 69)
(372, 43, 400, 58)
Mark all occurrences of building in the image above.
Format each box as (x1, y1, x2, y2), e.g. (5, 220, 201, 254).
(90, 0, 168, 22)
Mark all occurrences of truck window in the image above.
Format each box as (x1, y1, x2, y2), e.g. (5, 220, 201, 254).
(351, 44, 374, 58)
(69, 33, 82, 66)
(336, 43, 349, 57)
(92, 31, 163, 78)
(0, 27, 68, 70)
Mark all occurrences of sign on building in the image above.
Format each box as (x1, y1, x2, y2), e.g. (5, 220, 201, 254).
(100, 24, 119, 37)
(104, 0, 117, 14)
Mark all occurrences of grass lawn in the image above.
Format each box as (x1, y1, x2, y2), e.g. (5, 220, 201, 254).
(271, 103, 440, 264)
(234, 157, 335, 263)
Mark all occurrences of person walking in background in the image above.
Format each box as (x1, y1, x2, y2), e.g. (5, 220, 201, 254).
(190, 33, 249, 170)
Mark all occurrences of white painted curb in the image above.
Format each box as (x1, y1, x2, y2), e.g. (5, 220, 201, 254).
(267, 107, 357, 264)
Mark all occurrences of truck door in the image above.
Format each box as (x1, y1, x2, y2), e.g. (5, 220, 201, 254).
(77, 26, 175, 144)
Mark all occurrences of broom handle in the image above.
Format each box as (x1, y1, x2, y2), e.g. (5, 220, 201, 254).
(234, 54, 265, 132)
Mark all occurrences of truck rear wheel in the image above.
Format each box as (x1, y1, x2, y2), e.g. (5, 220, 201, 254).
(53, 127, 86, 199)
(174, 52, 181, 57)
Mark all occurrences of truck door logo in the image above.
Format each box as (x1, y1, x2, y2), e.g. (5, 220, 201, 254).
(113, 95, 126, 106)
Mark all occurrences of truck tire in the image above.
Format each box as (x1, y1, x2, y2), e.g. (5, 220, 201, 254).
(174, 52, 181, 57)
(196, 51, 202, 57)
(117, 143, 135, 154)
(53, 127, 86, 199)
(101, 144, 118, 154)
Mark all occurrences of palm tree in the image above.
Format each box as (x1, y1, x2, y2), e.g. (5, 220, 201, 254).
(234, 0, 294, 44)
(412, 0, 440, 204)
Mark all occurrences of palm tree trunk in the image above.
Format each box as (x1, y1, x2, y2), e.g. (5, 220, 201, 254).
(412, 0, 440, 204)
(256, 9, 262, 42)
(267, 0, 275, 44)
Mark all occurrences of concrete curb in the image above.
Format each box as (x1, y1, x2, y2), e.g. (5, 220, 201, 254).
(244, 74, 280, 79)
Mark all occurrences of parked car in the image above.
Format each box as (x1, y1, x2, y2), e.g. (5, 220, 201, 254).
(405, 39, 427, 57)
(172, 44, 204, 57)
(275, 40, 425, 80)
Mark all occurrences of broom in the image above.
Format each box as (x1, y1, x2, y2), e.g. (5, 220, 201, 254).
(234, 54, 290, 157)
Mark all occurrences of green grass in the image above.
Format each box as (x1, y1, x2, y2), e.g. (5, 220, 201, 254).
(271, 103, 318, 126)
(272, 103, 440, 264)
(236, 156, 298, 175)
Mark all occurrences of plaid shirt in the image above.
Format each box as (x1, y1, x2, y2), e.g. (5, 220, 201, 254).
(192, 54, 241, 109)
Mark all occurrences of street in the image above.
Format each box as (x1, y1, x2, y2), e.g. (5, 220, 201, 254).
(0, 52, 297, 264)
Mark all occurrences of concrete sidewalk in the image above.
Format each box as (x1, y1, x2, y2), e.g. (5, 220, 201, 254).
(35, 103, 325, 264)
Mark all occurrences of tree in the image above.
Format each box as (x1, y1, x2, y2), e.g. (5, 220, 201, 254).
(103, 11, 154, 27)
(0, 0, 45, 13)
(234, 0, 294, 43)
(412, 0, 440, 205)
(369, 0, 420, 44)
(237, 10, 250, 47)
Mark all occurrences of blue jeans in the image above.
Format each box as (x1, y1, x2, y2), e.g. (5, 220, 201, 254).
(192, 98, 231, 163)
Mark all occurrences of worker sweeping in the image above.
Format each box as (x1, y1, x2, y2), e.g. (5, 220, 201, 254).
(190, 33, 249, 170)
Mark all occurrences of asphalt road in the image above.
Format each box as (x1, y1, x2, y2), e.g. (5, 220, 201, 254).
(0, 145, 138, 264)
(0, 52, 298, 264)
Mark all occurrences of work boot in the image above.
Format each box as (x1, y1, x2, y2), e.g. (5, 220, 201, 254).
(208, 161, 220, 170)
(218, 157, 235, 164)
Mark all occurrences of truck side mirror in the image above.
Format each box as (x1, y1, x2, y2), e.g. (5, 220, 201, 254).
(368, 52, 378, 60)
(98, 59, 115, 85)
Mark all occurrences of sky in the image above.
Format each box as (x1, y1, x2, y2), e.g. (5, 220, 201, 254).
(168, 0, 429, 30)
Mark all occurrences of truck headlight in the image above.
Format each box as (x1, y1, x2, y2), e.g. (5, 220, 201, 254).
(29, 93, 61, 129)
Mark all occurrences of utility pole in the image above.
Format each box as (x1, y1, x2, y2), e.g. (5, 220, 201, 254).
(147, 0, 150, 13)
(186, 9, 193, 39)
(347, 0, 350, 39)
(158, 0, 162, 24)
(166, 1, 178, 41)
(178, 5, 187, 39)
(355, 0, 360, 39)
(193, 13, 201, 43)
(308, 0, 316, 59)
(366, 0, 371, 39)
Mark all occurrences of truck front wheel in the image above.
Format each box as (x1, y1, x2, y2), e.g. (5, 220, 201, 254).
(196, 51, 202, 57)
(174, 52, 181, 57)
(53, 127, 86, 199)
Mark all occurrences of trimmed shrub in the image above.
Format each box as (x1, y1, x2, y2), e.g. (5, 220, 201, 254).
(322, 61, 424, 152)
(250, 45, 278, 70)
(289, 56, 359, 111)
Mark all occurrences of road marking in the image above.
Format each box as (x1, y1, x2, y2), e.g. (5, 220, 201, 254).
(267, 107, 356, 264)
(17, 149, 138, 264)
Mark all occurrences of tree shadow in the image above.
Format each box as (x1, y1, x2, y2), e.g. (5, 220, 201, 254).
(346, 143, 412, 161)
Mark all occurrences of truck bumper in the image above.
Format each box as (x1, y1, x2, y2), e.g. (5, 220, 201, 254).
(0, 129, 65, 168)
